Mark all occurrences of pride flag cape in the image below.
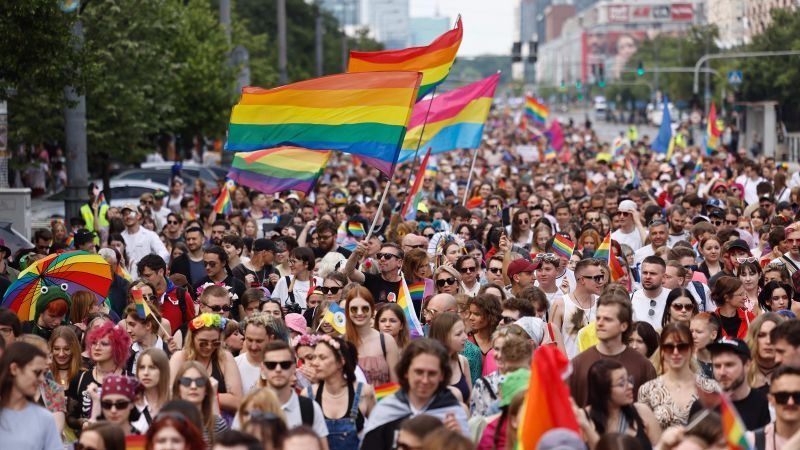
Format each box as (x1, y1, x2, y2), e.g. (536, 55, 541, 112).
(395, 273, 424, 338)
(397, 73, 500, 163)
(228, 148, 331, 195)
(400, 148, 432, 220)
(132, 289, 152, 320)
(721, 394, 752, 450)
(517, 345, 580, 449)
(226, 72, 422, 176)
(213, 179, 235, 215)
(705, 103, 722, 155)
(551, 233, 574, 259)
(348, 17, 463, 101)
(525, 96, 549, 125)
(374, 382, 400, 401)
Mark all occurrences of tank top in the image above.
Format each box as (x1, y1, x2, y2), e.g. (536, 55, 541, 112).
(562, 293, 597, 360)
(451, 359, 470, 404)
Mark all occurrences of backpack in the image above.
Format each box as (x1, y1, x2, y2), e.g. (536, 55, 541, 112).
(753, 426, 766, 450)
(691, 281, 708, 311)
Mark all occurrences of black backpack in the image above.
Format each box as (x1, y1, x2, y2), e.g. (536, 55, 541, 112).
(298, 395, 315, 426)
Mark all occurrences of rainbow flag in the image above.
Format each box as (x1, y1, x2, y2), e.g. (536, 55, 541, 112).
(397, 73, 500, 163)
(705, 103, 722, 155)
(401, 148, 432, 220)
(226, 72, 422, 176)
(517, 346, 580, 449)
(608, 238, 625, 282)
(374, 382, 400, 401)
(612, 136, 626, 157)
(543, 146, 556, 160)
(625, 158, 640, 188)
(525, 96, 549, 126)
(396, 273, 424, 338)
(552, 234, 575, 259)
(408, 280, 426, 304)
(228, 148, 332, 195)
(132, 289, 152, 320)
(64, 233, 74, 249)
(125, 434, 146, 450)
(347, 221, 365, 238)
(720, 394, 752, 450)
(348, 17, 462, 101)
(97, 192, 108, 207)
(690, 157, 704, 183)
(595, 232, 611, 260)
(116, 264, 133, 282)
(213, 179, 235, 215)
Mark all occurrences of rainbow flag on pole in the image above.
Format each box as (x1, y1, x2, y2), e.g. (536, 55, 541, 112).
(225, 72, 422, 176)
(625, 158, 640, 188)
(397, 73, 500, 163)
(705, 103, 722, 155)
(213, 179, 235, 215)
(228, 148, 332, 195)
(396, 273, 424, 338)
(720, 394, 752, 450)
(401, 148, 432, 220)
(348, 17, 463, 101)
(525, 96, 549, 126)
(132, 289, 152, 320)
(595, 233, 625, 281)
(551, 233, 575, 259)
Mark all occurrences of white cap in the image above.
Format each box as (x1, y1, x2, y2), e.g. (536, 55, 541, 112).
(618, 199, 637, 212)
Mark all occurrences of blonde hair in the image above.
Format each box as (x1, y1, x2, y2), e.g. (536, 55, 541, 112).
(136, 348, 171, 409)
(237, 388, 287, 426)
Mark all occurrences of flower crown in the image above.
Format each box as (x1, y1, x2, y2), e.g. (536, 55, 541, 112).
(196, 282, 239, 301)
(189, 313, 228, 331)
(313, 334, 341, 350)
(290, 333, 341, 350)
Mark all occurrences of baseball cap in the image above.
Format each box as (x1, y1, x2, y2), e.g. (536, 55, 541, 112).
(153, 189, 167, 200)
(73, 229, 95, 247)
(121, 203, 138, 214)
(710, 181, 728, 192)
(139, 192, 154, 203)
(706, 198, 725, 209)
(618, 199, 637, 212)
(253, 238, 277, 253)
(536, 429, 587, 450)
(707, 337, 751, 361)
(723, 239, 750, 254)
(508, 259, 538, 278)
(284, 313, 307, 336)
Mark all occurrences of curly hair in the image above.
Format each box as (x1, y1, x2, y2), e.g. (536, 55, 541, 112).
(466, 293, 502, 332)
(85, 321, 131, 369)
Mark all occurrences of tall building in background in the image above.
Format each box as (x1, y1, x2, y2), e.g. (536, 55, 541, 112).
(319, 0, 361, 27)
(708, 0, 749, 48)
(746, 0, 796, 38)
(362, 0, 410, 49)
(514, 0, 539, 82)
(409, 16, 450, 47)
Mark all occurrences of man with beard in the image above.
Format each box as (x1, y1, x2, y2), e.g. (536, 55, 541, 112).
(344, 241, 402, 304)
(634, 220, 669, 266)
(209, 220, 229, 247)
(170, 227, 208, 287)
(666, 205, 690, 247)
(310, 219, 352, 258)
(689, 338, 771, 430)
(631, 256, 670, 330)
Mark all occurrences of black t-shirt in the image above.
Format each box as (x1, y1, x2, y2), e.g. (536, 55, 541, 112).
(364, 272, 400, 304)
(718, 313, 743, 339)
(689, 388, 771, 430)
(193, 274, 246, 320)
(231, 263, 278, 291)
(312, 245, 353, 259)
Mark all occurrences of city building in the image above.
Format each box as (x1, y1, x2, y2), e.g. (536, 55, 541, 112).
(708, 0, 749, 48)
(319, 0, 361, 28)
(409, 16, 451, 47)
(361, 0, 410, 49)
(746, 0, 796, 38)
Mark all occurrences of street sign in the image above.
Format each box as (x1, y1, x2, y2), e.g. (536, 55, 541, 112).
(728, 70, 743, 85)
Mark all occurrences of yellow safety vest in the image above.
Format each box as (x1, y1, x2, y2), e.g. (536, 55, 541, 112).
(80, 203, 109, 244)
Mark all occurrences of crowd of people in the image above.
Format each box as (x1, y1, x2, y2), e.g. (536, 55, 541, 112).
(4, 111, 800, 450)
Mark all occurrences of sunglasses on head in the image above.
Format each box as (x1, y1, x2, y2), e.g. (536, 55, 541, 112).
(648, 299, 657, 317)
(436, 277, 457, 288)
(501, 316, 516, 324)
(319, 286, 342, 295)
(264, 360, 294, 370)
(101, 399, 131, 410)
(736, 256, 758, 263)
(178, 376, 207, 387)
(771, 391, 800, 405)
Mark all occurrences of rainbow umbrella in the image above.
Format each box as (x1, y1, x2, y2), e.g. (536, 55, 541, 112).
(1, 251, 112, 320)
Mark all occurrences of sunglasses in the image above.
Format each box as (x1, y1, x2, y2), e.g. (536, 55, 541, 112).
(376, 252, 401, 261)
(204, 304, 231, 313)
(101, 399, 131, 410)
(424, 233, 435, 239)
(319, 286, 342, 295)
(459, 266, 477, 274)
(648, 299, 657, 317)
(581, 275, 604, 283)
(671, 303, 694, 312)
(264, 360, 294, 370)
(406, 244, 426, 249)
(516, 218, 530, 224)
(712, 220, 723, 226)
(488, 267, 503, 274)
(661, 342, 691, 353)
(178, 376, 207, 387)
(501, 316, 516, 324)
(534, 252, 560, 264)
(683, 264, 698, 271)
(771, 391, 800, 405)
(349, 305, 371, 315)
(196, 340, 221, 350)
(735, 256, 758, 263)
(203, 261, 218, 268)
(648, 219, 667, 227)
(725, 220, 738, 225)
(436, 277, 457, 288)
(168, 220, 180, 225)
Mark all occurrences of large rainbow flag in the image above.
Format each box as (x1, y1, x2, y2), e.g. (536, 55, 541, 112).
(225, 72, 422, 176)
(401, 148, 432, 220)
(397, 73, 500, 163)
(348, 17, 463, 101)
(517, 345, 580, 449)
(705, 103, 722, 155)
(525, 96, 549, 126)
(228, 148, 332, 195)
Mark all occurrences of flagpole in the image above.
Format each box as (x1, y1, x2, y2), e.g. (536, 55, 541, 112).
(462, 149, 479, 205)
(410, 85, 438, 169)
(366, 175, 391, 240)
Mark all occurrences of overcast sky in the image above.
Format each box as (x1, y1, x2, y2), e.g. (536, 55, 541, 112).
(409, 0, 515, 56)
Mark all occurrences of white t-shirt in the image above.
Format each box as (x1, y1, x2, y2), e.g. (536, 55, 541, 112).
(612, 227, 644, 252)
(271, 276, 323, 309)
(235, 353, 262, 394)
(631, 287, 671, 331)
(121, 226, 170, 278)
(634, 245, 656, 267)
(282, 391, 329, 437)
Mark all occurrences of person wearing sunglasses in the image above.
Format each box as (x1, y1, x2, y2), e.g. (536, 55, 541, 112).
(509, 209, 534, 248)
(708, 239, 753, 289)
(169, 313, 243, 424)
(455, 255, 481, 297)
(85, 374, 142, 436)
(551, 259, 604, 360)
(433, 265, 462, 296)
(0, 342, 63, 449)
(661, 288, 699, 330)
(172, 361, 228, 442)
(747, 365, 800, 449)
(343, 241, 403, 305)
(344, 286, 399, 386)
(193, 247, 245, 320)
(611, 200, 646, 252)
(639, 323, 716, 429)
(631, 256, 670, 330)
(668, 246, 712, 312)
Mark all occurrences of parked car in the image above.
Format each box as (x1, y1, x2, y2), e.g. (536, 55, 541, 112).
(139, 161, 221, 187)
(31, 179, 170, 226)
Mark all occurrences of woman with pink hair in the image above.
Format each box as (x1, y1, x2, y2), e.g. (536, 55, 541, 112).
(66, 321, 131, 432)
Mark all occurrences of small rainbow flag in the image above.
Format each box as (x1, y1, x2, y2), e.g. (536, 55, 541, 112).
(525, 96, 549, 126)
(705, 103, 722, 156)
(374, 382, 400, 401)
(116, 264, 133, 282)
(625, 158, 640, 188)
(347, 221, 365, 238)
(64, 233, 74, 249)
(552, 234, 575, 259)
(348, 17, 462, 101)
(720, 394, 752, 450)
(690, 157, 704, 183)
(132, 289, 152, 320)
(595, 232, 611, 261)
(213, 179, 235, 215)
(397, 273, 424, 338)
(408, 280, 426, 303)
(97, 192, 108, 207)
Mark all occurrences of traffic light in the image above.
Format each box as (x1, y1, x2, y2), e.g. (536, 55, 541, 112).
(598, 63, 606, 87)
(512, 42, 522, 63)
(636, 60, 645, 76)
(576, 80, 582, 89)
(560, 79, 565, 89)
(528, 40, 538, 63)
